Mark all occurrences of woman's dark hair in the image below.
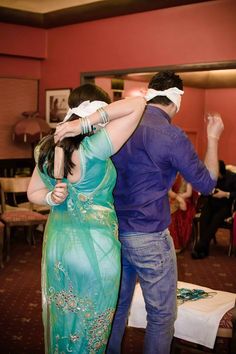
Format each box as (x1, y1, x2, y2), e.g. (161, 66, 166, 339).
(38, 84, 111, 178)
(148, 71, 183, 106)
(38, 115, 84, 178)
(68, 83, 111, 108)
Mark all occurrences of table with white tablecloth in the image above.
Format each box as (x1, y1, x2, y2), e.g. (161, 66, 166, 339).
(128, 281, 236, 349)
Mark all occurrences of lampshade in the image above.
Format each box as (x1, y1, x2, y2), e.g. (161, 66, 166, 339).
(13, 111, 51, 144)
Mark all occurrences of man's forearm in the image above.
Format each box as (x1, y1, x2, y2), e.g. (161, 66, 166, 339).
(204, 137, 219, 180)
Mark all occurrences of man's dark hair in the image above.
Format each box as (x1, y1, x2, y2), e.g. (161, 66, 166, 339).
(148, 71, 183, 106)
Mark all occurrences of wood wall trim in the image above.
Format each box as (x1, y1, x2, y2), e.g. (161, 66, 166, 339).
(80, 60, 236, 83)
(0, 0, 214, 29)
(0, 7, 44, 28)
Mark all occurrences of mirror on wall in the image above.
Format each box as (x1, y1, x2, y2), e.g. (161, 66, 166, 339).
(81, 61, 236, 165)
(81, 63, 236, 101)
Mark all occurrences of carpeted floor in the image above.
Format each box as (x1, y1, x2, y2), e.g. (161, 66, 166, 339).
(0, 228, 235, 354)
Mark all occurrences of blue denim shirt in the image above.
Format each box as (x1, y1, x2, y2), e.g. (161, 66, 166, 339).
(112, 105, 216, 234)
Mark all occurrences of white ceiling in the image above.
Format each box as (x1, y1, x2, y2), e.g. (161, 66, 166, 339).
(0, 0, 103, 13)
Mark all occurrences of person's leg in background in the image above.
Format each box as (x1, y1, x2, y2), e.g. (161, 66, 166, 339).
(194, 202, 213, 256)
(233, 213, 236, 251)
(106, 240, 137, 354)
(194, 204, 231, 258)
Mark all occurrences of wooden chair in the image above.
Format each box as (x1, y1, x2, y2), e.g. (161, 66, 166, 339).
(0, 221, 4, 268)
(0, 177, 48, 263)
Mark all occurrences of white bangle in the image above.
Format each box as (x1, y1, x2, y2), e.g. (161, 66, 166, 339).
(97, 107, 109, 124)
(45, 191, 58, 206)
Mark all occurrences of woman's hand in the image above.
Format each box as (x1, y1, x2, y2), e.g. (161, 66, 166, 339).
(54, 120, 82, 143)
(176, 195, 187, 211)
(51, 182, 68, 204)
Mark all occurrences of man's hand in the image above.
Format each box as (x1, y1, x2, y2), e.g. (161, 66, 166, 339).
(207, 113, 224, 140)
(54, 120, 82, 144)
(212, 188, 229, 199)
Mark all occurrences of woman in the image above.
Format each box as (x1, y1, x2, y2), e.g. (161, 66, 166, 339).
(168, 174, 198, 252)
(27, 84, 146, 353)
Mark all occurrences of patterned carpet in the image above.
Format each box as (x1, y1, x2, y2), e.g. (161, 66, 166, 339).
(0, 229, 235, 354)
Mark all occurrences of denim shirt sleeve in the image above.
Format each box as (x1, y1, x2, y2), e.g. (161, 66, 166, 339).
(169, 130, 216, 195)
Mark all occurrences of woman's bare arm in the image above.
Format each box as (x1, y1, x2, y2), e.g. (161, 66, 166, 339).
(54, 96, 146, 153)
(27, 167, 68, 206)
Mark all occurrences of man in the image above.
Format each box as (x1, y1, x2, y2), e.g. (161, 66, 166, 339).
(106, 71, 224, 354)
(192, 160, 236, 259)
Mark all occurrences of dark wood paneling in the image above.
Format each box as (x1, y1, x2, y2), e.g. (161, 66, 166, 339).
(0, 0, 215, 29)
(0, 7, 44, 28)
(0, 158, 34, 177)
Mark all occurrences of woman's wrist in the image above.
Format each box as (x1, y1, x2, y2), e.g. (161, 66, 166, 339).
(80, 117, 92, 134)
(97, 107, 109, 124)
(45, 191, 58, 206)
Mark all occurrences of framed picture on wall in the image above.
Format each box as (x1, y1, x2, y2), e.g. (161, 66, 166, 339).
(46, 88, 71, 128)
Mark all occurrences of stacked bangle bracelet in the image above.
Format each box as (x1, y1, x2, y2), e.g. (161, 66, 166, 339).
(79, 108, 109, 135)
(80, 117, 92, 135)
(97, 107, 109, 124)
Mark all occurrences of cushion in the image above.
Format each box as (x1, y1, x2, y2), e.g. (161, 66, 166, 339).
(1, 210, 47, 223)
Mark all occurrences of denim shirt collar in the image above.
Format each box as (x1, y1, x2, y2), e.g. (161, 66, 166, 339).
(146, 104, 171, 124)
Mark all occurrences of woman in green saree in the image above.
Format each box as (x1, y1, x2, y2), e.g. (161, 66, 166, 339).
(27, 84, 146, 354)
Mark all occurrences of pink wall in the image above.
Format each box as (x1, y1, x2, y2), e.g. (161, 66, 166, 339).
(0, 56, 41, 79)
(205, 88, 236, 165)
(0, 0, 236, 162)
(41, 0, 236, 87)
(0, 23, 46, 80)
(176, 87, 205, 158)
(0, 23, 47, 59)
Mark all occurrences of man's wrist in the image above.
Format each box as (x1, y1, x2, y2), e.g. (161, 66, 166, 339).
(207, 134, 219, 140)
(226, 192, 230, 199)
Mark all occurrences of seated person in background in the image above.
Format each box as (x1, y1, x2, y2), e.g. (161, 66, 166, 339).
(168, 174, 198, 252)
(232, 209, 236, 252)
(192, 160, 236, 259)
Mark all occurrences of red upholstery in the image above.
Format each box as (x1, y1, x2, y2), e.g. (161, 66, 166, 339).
(1, 210, 47, 223)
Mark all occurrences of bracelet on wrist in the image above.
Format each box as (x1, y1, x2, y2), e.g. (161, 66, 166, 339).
(80, 117, 92, 135)
(97, 107, 109, 124)
(45, 191, 58, 206)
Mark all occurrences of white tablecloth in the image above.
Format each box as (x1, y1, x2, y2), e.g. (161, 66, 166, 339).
(128, 281, 236, 348)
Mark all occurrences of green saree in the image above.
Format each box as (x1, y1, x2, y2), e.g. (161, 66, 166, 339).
(38, 129, 121, 354)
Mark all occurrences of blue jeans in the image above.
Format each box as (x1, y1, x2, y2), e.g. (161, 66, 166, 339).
(106, 230, 177, 354)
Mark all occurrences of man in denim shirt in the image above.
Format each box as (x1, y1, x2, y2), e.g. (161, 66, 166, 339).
(107, 71, 224, 354)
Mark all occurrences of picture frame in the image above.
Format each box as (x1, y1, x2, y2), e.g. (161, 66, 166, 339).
(46, 88, 71, 128)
